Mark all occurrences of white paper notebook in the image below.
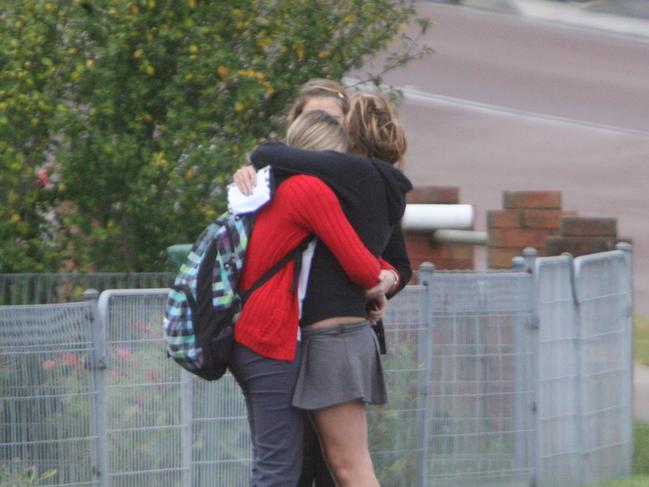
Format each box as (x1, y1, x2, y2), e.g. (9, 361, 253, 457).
(227, 166, 272, 214)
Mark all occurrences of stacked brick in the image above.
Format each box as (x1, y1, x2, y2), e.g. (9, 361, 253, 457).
(404, 186, 474, 283)
(487, 191, 576, 268)
(545, 216, 626, 256)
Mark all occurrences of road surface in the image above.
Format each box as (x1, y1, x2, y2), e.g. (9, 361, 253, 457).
(360, 3, 649, 313)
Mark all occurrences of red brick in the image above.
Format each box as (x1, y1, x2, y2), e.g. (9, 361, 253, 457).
(487, 210, 522, 228)
(407, 186, 459, 204)
(522, 210, 564, 229)
(545, 236, 618, 256)
(503, 191, 562, 210)
(488, 247, 522, 269)
(560, 217, 617, 237)
(440, 259, 474, 270)
(405, 232, 476, 260)
(404, 232, 434, 260)
(488, 228, 551, 248)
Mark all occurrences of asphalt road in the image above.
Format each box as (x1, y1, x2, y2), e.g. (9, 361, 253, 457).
(359, 3, 649, 313)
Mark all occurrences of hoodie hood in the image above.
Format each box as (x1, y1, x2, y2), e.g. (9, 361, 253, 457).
(370, 160, 413, 225)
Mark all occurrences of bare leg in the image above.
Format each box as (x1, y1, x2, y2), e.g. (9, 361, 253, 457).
(310, 400, 379, 487)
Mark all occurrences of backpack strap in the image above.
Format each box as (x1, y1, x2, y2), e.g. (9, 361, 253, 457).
(239, 237, 313, 305)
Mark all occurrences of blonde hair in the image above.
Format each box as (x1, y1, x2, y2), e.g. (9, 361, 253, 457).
(345, 92, 407, 167)
(288, 79, 349, 123)
(286, 110, 348, 152)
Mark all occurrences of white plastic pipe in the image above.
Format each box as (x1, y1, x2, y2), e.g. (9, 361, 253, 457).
(401, 204, 474, 231)
(432, 229, 487, 245)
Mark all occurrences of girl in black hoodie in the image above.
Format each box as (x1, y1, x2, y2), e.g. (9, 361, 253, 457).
(238, 92, 412, 487)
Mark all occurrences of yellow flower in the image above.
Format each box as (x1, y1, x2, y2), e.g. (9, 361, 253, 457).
(146, 65, 155, 76)
(10, 213, 21, 224)
(234, 101, 245, 112)
(85, 59, 94, 68)
(189, 45, 199, 54)
(295, 43, 305, 60)
(187, 0, 196, 8)
(133, 49, 144, 59)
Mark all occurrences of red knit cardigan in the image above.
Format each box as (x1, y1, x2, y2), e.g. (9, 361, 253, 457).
(234, 175, 390, 361)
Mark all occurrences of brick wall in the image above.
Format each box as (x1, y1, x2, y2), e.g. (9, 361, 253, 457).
(545, 216, 629, 256)
(404, 186, 474, 283)
(487, 191, 576, 268)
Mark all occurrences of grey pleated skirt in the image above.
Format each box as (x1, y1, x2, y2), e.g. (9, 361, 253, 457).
(292, 320, 388, 410)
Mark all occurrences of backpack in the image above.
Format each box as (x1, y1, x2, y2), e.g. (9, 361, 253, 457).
(163, 211, 307, 381)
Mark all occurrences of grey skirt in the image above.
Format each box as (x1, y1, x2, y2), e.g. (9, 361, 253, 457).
(292, 320, 388, 410)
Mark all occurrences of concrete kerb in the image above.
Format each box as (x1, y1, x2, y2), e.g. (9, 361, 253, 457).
(635, 362, 649, 423)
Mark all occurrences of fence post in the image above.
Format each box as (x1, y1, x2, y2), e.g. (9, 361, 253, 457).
(84, 289, 109, 487)
(181, 369, 194, 486)
(513, 252, 540, 486)
(617, 242, 634, 475)
(511, 256, 530, 483)
(416, 262, 435, 487)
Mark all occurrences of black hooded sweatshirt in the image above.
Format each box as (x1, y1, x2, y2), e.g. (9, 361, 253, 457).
(250, 143, 413, 326)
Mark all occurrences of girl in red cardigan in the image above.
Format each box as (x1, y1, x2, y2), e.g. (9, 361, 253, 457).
(234, 92, 411, 487)
(228, 111, 398, 487)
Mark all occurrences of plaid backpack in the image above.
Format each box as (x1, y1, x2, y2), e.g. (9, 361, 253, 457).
(163, 211, 308, 381)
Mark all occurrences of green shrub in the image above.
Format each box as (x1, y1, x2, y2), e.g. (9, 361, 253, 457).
(0, 462, 56, 487)
(0, 0, 430, 272)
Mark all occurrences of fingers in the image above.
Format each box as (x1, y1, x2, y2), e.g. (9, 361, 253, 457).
(364, 282, 383, 301)
(233, 165, 257, 195)
(366, 294, 387, 321)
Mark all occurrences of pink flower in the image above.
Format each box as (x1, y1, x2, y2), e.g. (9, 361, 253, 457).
(35, 168, 50, 187)
(61, 352, 78, 367)
(132, 320, 149, 333)
(42, 359, 56, 370)
(144, 369, 159, 382)
(114, 347, 130, 360)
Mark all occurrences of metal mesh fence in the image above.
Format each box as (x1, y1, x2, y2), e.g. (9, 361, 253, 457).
(0, 248, 634, 486)
(0, 301, 99, 486)
(0, 273, 173, 305)
(535, 254, 581, 485)
(423, 270, 536, 487)
(370, 285, 427, 487)
(574, 250, 633, 485)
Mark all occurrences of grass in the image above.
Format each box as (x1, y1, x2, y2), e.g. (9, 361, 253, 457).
(590, 422, 649, 486)
(635, 422, 649, 476)
(636, 316, 649, 366)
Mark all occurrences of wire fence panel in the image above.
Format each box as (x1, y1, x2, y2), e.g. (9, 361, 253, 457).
(98, 290, 185, 487)
(191, 370, 251, 485)
(0, 301, 99, 486)
(0, 249, 634, 487)
(574, 249, 633, 485)
(370, 285, 427, 487)
(423, 271, 537, 487)
(0, 273, 173, 305)
(535, 255, 581, 485)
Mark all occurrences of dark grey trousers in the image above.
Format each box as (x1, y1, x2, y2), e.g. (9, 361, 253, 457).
(229, 341, 304, 487)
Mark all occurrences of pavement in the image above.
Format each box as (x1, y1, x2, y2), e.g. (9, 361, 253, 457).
(455, 0, 649, 40)
(636, 362, 649, 422)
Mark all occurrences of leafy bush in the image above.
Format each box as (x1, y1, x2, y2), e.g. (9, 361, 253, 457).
(0, 0, 430, 272)
(0, 462, 56, 487)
